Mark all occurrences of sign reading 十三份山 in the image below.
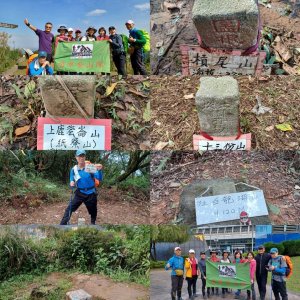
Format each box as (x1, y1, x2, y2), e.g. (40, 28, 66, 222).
(54, 41, 110, 73)
(206, 260, 251, 290)
(195, 190, 268, 225)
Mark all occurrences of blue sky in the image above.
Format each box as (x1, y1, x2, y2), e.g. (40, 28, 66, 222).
(0, 0, 150, 50)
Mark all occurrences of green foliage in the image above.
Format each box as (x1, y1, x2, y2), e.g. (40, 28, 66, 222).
(0, 32, 20, 73)
(282, 240, 300, 257)
(150, 225, 190, 243)
(0, 229, 46, 281)
(264, 242, 285, 254)
(150, 260, 165, 269)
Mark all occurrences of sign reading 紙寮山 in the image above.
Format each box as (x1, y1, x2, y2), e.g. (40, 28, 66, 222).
(37, 117, 111, 150)
(54, 41, 110, 73)
(206, 260, 251, 290)
(195, 190, 268, 225)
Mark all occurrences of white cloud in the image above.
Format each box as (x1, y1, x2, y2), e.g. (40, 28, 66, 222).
(86, 9, 107, 16)
(134, 3, 150, 11)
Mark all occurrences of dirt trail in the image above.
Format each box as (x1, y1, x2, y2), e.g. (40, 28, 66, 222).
(25, 272, 149, 300)
(0, 188, 149, 225)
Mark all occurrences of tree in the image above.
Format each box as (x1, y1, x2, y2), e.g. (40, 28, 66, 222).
(150, 225, 190, 260)
(115, 151, 150, 183)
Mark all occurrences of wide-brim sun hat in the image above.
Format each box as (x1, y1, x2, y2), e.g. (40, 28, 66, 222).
(57, 25, 68, 33)
(86, 26, 97, 34)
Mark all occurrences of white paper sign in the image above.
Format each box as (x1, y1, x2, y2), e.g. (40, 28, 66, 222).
(85, 164, 97, 174)
(199, 139, 247, 151)
(195, 190, 268, 225)
(43, 124, 105, 150)
(189, 51, 258, 76)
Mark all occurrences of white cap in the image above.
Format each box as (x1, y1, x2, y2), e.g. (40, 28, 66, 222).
(189, 249, 195, 254)
(125, 20, 134, 25)
(174, 247, 181, 251)
(68, 27, 74, 32)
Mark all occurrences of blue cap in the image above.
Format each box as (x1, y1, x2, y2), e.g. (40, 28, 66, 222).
(76, 150, 86, 156)
(270, 248, 278, 254)
(38, 51, 47, 58)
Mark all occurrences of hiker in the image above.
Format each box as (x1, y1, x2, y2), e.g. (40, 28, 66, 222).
(220, 250, 231, 298)
(209, 250, 220, 296)
(60, 150, 103, 225)
(28, 51, 53, 76)
(125, 20, 148, 75)
(255, 245, 271, 300)
(97, 27, 109, 41)
(199, 251, 209, 299)
(75, 29, 82, 41)
(247, 252, 257, 300)
(267, 248, 288, 300)
(165, 246, 184, 300)
(67, 28, 75, 41)
(108, 26, 126, 77)
(233, 250, 247, 299)
(23, 48, 38, 75)
(81, 26, 97, 41)
(185, 249, 199, 300)
(24, 19, 54, 63)
(55, 25, 69, 49)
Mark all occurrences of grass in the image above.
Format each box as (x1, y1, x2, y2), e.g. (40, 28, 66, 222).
(267, 256, 300, 294)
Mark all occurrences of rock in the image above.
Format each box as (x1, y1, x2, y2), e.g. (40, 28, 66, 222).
(38, 76, 95, 118)
(192, 0, 259, 50)
(30, 284, 57, 299)
(195, 76, 240, 137)
(66, 289, 92, 300)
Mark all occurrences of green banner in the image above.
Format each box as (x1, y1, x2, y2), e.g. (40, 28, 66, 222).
(206, 260, 251, 290)
(54, 41, 110, 73)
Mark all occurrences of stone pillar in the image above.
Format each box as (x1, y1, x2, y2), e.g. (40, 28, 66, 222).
(195, 76, 240, 137)
(38, 75, 95, 118)
(66, 289, 92, 300)
(192, 0, 259, 50)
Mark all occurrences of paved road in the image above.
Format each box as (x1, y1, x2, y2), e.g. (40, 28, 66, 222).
(150, 269, 300, 300)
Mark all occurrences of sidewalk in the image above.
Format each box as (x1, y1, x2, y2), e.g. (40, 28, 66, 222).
(150, 269, 300, 300)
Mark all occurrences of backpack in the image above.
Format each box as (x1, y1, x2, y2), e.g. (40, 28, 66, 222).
(120, 34, 129, 54)
(282, 256, 293, 278)
(139, 29, 150, 52)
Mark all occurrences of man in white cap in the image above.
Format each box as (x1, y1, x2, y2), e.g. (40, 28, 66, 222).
(165, 246, 184, 300)
(125, 20, 148, 75)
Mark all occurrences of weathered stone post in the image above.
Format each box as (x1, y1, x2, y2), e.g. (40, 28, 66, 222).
(192, 0, 259, 50)
(195, 76, 240, 137)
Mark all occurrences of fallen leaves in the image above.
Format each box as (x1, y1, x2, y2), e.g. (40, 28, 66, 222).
(15, 125, 30, 136)
(275, 123, 293, 132)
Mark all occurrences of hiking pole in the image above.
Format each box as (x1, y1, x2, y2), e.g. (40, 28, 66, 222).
(270, 278, 273, 300)
(67, 187, 75, 225)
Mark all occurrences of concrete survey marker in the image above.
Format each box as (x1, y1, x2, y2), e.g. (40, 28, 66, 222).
(195, 190, 268, 225)
(178, 179, 270, 226)
(38, 75, 95, 118)
(192, 0, 259, 50)
(196, 76, 239, 137)
(66, 289, 92, 300)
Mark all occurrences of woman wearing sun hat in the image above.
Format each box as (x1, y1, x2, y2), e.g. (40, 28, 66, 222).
(81, 26, 97, 41)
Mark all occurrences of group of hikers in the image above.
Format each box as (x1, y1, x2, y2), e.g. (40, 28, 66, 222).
(166, 245, 291, 300)
(23, 18, 148, 76)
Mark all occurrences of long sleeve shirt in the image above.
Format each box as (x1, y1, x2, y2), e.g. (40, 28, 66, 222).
(28, 59, 53, 76)
(70, 166, 102, 195)
(109, 34, 124, 55)
(129, 28, 146, 48)
(165, 255, 184, 276)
